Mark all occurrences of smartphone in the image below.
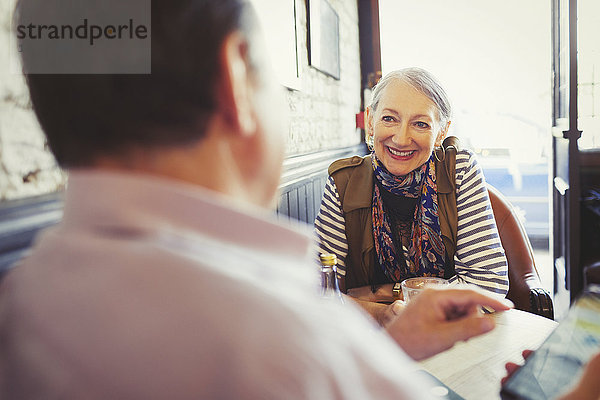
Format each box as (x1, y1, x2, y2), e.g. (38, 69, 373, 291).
(501, 284, 600, 400)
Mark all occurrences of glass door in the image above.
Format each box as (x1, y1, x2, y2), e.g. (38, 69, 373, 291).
(551, 0, 581, 317)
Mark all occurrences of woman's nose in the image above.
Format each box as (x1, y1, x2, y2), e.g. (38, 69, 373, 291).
(391, 123, 412, 146)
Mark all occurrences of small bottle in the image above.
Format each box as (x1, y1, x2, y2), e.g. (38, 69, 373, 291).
(319, 253, 344, 303)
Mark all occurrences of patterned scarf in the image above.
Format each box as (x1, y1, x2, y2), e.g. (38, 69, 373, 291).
(371, 154, 445, 281)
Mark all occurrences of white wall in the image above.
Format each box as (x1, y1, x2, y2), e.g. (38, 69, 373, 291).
(0, 0, 66, 201)
(0, 0, 362, 200)
(285, 0, 362, 155)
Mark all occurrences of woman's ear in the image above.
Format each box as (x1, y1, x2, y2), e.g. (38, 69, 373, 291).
(435, 121, 451, 146)
(365, 107, 374, 146)
(217, 31, 257, 137)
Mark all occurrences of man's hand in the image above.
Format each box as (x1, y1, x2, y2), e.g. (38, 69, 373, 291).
(503, 351, 600, 400)
(558, 352, 600, 400)
(501, 350, 533, 385)
(385, 287, 512, 361)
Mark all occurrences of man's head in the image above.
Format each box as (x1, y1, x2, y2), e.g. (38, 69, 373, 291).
(17, 0, 286, 207)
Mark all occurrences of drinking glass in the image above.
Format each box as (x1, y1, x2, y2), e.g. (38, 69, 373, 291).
(401, 277, 449, 302)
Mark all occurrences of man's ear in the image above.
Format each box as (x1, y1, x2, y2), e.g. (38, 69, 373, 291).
(217, 31, 257, 136)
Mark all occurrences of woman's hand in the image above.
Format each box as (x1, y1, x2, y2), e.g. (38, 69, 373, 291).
(380, 300, 406, 327)
(347, 283, 400, 303)
(346, 284, 405, 326)
(348, 297, 405, 326)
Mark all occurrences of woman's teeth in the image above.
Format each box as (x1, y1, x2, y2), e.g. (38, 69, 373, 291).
(388, 148, 415, 157)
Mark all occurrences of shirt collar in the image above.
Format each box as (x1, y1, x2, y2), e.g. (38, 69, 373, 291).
(62, 170, 313, 259)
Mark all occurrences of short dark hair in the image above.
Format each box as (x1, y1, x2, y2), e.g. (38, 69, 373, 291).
(16, 0, 256, 167)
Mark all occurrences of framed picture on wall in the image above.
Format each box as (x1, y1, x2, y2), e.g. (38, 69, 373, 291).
(308, 0, 340, 80)
(250, 0, 300, 90)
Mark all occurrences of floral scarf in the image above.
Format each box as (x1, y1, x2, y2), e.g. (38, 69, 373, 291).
(371, 154, 445, 281)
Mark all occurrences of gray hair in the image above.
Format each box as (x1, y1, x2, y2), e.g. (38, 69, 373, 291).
(369, 68, 452, 127)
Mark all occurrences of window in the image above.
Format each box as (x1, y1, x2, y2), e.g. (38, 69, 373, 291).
(578, 0, 600, 149)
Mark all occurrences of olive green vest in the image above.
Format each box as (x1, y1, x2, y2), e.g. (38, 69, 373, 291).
(329, 137, 459, 290)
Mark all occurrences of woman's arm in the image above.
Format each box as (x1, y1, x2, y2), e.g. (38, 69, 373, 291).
(451, 150, 509, 295)
(314, 176, 350, 291)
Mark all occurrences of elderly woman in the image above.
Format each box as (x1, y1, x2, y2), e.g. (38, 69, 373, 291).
(314, 67, 508, 323)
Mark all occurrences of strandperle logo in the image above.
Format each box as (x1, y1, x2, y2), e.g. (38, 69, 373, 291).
(12, 0, 151, 74)
(16, 18, 149, 46)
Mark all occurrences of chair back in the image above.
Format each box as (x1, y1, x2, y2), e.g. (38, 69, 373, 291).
(487, 185, 554, 319)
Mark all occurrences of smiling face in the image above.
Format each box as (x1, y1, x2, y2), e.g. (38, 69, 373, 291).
(367, 79, 448, 177)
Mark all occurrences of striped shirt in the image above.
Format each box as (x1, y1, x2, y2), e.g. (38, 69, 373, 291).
(314, 149, 509, 295)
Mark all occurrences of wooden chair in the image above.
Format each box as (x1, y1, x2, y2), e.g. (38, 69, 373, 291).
(487, 185, 554, 319)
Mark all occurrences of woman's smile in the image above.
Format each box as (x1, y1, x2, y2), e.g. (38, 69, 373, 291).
(386, 146, 417, 160)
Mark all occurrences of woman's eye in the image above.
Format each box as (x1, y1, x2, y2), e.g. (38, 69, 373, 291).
(415, 121, 430, 129)
(382, 116, 395, 122)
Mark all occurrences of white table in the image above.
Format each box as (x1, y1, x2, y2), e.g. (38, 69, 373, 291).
(419, 309, 558, 400)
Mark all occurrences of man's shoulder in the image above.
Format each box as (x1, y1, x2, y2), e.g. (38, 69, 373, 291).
(0, 228, 424, 399)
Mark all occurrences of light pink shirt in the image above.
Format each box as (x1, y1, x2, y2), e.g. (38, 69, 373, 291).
(0, 171, 437, 399)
